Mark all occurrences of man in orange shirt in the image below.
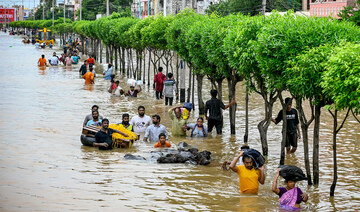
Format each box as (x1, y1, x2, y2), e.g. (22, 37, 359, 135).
(83, 70, 94, 84)
(229, 151, 265, 194)
(87, 55, 95, 66)
(38, 54, 47, 66)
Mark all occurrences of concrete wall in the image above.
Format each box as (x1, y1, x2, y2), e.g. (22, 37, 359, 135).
(310, 0, 352, 18)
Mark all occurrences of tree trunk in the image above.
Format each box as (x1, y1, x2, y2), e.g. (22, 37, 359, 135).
(119, 48, 122, 74)
(122, 47, 126, 75)
(99, 41, 103, 64)
(196, 74, 204, 114)
(329, 108, 350, 196)
(106, 45, 109, 63)
(279, 92, 287, 165)
(216, 78, 223, 101)
(187, 66, 192, 103)
(110, 46, 114, 64)
(296, 98, 313, 186)
(244, 86, 249, 143)
(257, 89, 277, 156)
(313, 104, 321, 185)
(330, 110, 338, 197)
(134, 50, 139, 79)
(127, 49, 130, 78)
(227, 76, 238, 135)
(176, 56, 179, 100)
(115, 47, 118, 70)
(152, 51, 157, 88)
(143, 50, 146, 84)
(148, 49, 151, 86)
(138, 51, 143, 80)
(192, 70, 195, 110)
(93, 39, 97, 60)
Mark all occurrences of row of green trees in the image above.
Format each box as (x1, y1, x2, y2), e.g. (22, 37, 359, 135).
(11, 10, 360, 196)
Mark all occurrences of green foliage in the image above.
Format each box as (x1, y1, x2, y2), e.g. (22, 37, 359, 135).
(321, 43, 360, 113)
(54, 22, 74, 34)
(112, 17, 138, 48)
(339, 0, 360, 26)
(141, 15, 174, 50)
(12, 9, 360, 113)
(286, 44, 334, 105)
(224, 15, 264, 86)
(126, 17, 153, 50)
(184, 15, 210, 74)
(165, 9, 202, 61)
(200, 14, 243, 77)
(10, 18, 71, 29)
(255, 11, 360, 90)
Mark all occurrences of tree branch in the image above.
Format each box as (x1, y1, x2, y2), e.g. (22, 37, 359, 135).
(336, 108, 351, 134)
(351, 109, 360, 124)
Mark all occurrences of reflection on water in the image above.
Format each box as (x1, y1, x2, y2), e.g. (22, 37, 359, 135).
(0, 32, 360, 211)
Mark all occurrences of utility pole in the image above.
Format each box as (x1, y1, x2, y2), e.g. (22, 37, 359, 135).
(52, 0, 54, 26)
(261, 0, 266, 15)
(34, 0, 36, 20)
(42, 0, 45, 19)
(106, 0, 109, 16)
(79, 0, 82, 20)
(63, 0, 66, 23)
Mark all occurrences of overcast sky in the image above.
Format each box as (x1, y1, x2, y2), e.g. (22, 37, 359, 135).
(0, 0, 66, 9)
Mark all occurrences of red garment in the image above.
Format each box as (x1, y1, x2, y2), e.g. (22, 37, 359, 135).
(154, 72, 166, 92)
(111, 83, 117, 90)
(87, 57, 95, 65)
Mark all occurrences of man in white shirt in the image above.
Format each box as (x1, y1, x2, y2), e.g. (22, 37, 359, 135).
(130, 106, 152, 133)
(49, 52, 59, 66)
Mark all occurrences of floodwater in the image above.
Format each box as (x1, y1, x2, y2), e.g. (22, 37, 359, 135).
(0, 32, 359, 211)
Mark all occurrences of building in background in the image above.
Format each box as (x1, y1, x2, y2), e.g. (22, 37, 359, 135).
(131, 0, 220, 18)
(0, 8, 16, 24)
(13, 5, 25, 21)
(310, 0, 356, 18)
(23, 8, 32, 20)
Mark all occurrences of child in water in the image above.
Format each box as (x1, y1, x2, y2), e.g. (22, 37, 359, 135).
(181, 102, 193, 120)
(272, 168, 308, 210)
(154, 133, 171, 148)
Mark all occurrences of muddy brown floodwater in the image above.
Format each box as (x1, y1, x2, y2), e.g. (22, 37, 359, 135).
(0, 32, 359, 211)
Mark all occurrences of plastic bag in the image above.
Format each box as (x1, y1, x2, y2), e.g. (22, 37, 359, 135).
(279, 165, 307, 182)
(242, 149, 265, 169)
(184, 102, 193, 111)
(127, 79, 136, 87)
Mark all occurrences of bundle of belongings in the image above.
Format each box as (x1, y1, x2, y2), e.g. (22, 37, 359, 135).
(157, 142, 211, 165)
(279, 165, 307, 181)
(242, 148, 265, 169)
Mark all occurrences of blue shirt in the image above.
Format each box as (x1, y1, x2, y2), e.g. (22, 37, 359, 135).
(187, 124, 207, 137)
(104, 66, 113, 80)
(144, 124, 168, 142)
(86, 119, 102, 127)
(71, 56, 79, 64)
